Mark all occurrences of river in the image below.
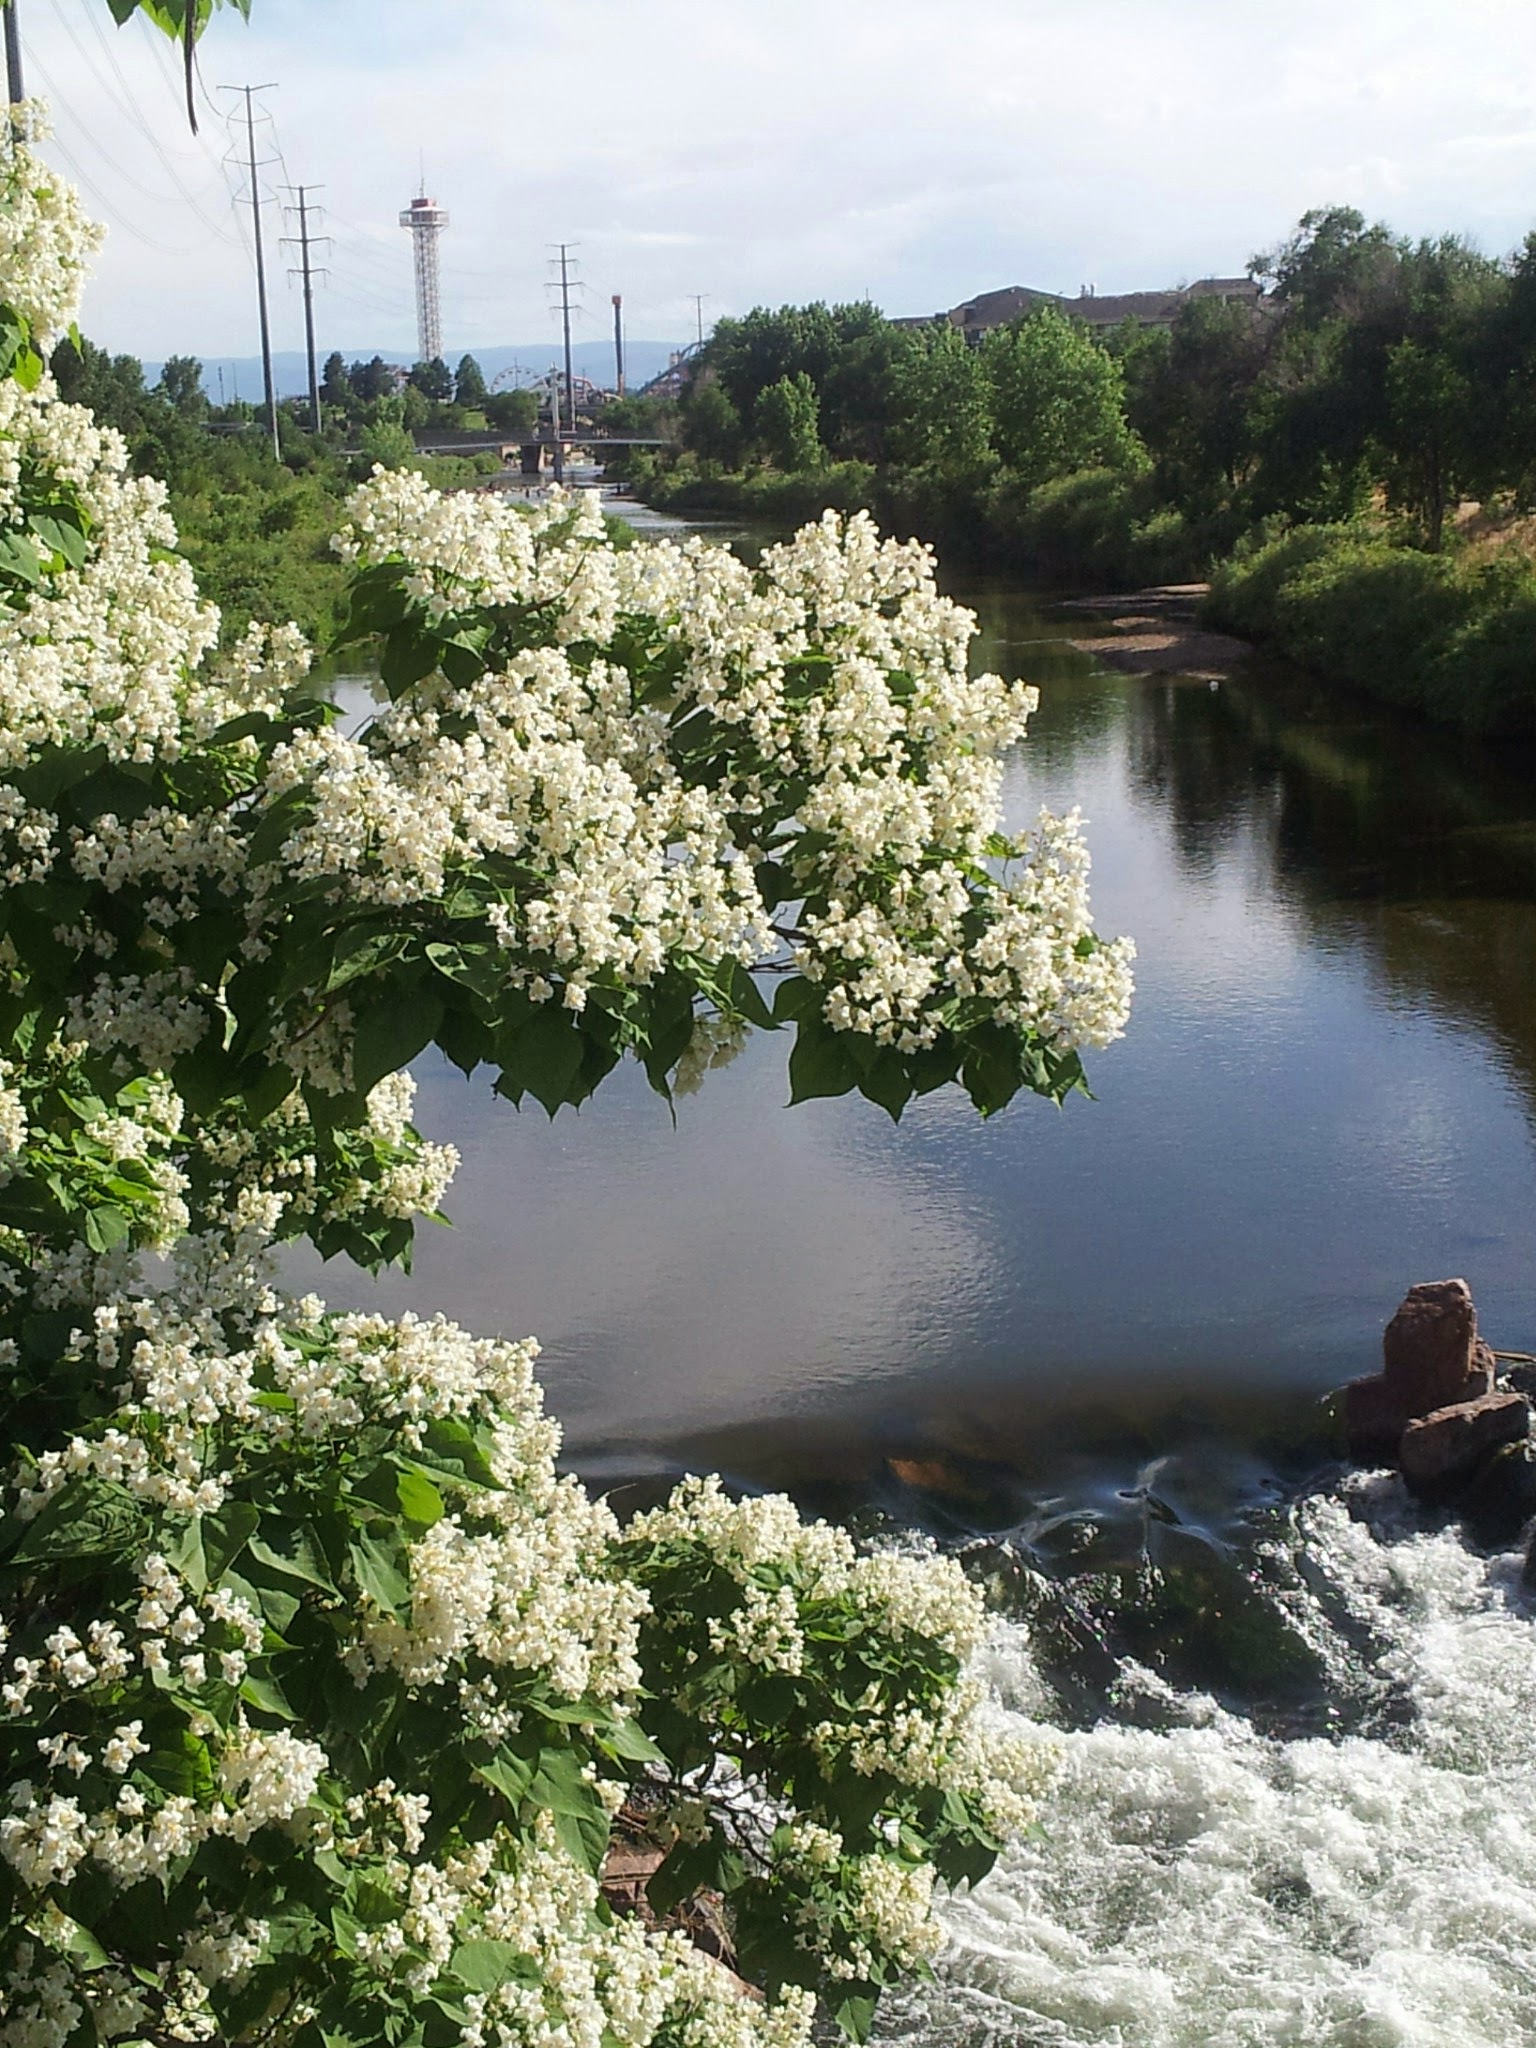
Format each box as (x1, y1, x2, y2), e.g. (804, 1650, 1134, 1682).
(310, 504, 1536, 2046)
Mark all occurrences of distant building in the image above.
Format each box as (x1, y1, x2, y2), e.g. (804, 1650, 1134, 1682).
(933, 276, 1263, 344)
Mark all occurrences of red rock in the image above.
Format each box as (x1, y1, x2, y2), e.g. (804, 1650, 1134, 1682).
(1344, 1374, 1408, 1466)
(1381, 1279, 1492, 1416)
(1399, 1390, 1530, 1499)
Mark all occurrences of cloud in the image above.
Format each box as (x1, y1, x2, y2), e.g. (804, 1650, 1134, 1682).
(21, 0, 1536, 361)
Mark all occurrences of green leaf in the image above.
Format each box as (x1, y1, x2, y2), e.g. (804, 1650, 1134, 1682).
(960, 1023, 1024, 1118)
(380, 624, 444, 698)
(351, 988, 443, 1095)
(248, 1524, 336, 1595)
(9, 1479, 144, 1564)
(204, 1500, 261, 1581)
(600, 1715, 664, 1765)
(449, 1940, 526, 1994)
(396, 1468, 445, 1529)
(53, 1914, 110, 1971)
(81, 1203, 131, 1255)
(239, 1671, 297, 1721)
(858, 1048, 914, 1123)
(788, 1015, 858, 1104)
(526, 1747, 612, 1872)
(349, 1530, 410, 1617)
(507, 1002, 585, 1115)
(772, 974, 822, 1024)
(473, 1748, 534, 1808)
(832, 1990, 880, 2042)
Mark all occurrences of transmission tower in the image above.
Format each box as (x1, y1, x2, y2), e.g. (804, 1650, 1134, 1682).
(399, 190, 448, 364)
(282, 185, 329, 434)
(220, 84, 281, 461)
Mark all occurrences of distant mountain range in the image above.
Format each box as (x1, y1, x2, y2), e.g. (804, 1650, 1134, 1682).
(143, 339, 689, 403)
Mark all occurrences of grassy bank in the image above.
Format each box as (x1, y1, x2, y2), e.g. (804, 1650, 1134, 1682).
(1206, 524, 1536, 736)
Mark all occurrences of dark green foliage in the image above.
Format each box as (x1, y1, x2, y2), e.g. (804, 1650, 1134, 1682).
(454, 352, 488, 407)
(755, 371, 822, 471)
(408, 356, 454, 402)
(981, 307, 1144, 491)
(996, 467, 1218, 590)
(482, 385, 540, 436)
(1207, 525, 1536, 734)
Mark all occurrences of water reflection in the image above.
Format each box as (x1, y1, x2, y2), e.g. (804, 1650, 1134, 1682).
(296, 581, 1536, 1518)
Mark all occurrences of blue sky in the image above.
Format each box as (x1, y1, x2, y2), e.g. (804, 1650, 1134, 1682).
(21, 0, 1536, 363)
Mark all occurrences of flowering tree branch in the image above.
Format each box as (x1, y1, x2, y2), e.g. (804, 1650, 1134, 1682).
(0, 105, 1128, 2048)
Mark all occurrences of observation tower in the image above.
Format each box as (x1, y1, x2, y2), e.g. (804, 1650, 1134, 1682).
(399, 192, 449, 363)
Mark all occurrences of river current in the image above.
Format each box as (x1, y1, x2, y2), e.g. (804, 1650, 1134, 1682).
(310, 504, 1536, 2044)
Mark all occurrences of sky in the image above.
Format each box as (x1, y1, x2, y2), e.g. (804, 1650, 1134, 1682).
(18, 0, 1536, 367)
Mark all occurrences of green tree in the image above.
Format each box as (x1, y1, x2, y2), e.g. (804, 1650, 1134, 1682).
(755, 370, 822, 471)
(350, 354, 395, 401)
(889, 323, 993, 475)
(154, 351, 206, 417)
(1122, 297, 1268, 507)
(681, 376, 744, 465)
(1250, 205, 1401, 333)
(455, 351, 488, 406)
(0, 33, 1134, 2043)
(408, 354, 454, 401)
(483, 385, 540, 436)
(320, 348, 351, 408)
(982, 307, 1142, 491)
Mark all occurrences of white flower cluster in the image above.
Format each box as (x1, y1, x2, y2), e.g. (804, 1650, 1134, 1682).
(0, 1063, 24, 1185)
(0, 107, 100, 342)
(632, 1475, 991, 1660)
(629, 1476, 1046, 1841)
(327, 473, 1133, 1056)
(331, 1808, 819, 2048)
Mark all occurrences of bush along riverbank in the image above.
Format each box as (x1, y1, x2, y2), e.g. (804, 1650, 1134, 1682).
(631, 206, 1536, 732)
(1205, 524, 1536, 737)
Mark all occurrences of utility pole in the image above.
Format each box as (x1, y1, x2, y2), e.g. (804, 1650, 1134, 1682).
(221, 84, 281, 461)
(612, 293, 624, 397)
(691, 294, 708, 348)
(5, 0, 25, 107)
(281, 184, 328, 434)
(549, 242, 579, 485)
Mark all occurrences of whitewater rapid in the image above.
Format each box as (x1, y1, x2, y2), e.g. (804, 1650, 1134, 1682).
(887, 1477, 1536, 2048)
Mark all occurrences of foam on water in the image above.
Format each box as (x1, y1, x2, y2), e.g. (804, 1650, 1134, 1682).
(884, 1479, 1536, 2048)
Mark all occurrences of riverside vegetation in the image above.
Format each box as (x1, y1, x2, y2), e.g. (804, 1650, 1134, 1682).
(0, 80, 1137, 2048)
(629, 213, 1536, 736)
(48, 337, 538, 649)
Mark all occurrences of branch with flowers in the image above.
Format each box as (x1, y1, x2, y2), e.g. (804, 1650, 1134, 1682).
(0, 95, 1130, 2048)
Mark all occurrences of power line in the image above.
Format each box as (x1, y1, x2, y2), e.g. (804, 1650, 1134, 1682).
(220, 83, 281, 460)
(52, 0, 244, 249)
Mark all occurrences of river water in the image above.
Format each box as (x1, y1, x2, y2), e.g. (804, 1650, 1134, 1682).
(313, 507, 1536, 2045)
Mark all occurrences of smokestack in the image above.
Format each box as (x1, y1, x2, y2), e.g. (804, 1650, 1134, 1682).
(612, 294, 625, 396)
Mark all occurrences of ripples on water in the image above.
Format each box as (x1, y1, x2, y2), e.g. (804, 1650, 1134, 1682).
(891, 1480, 1536, 2048)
